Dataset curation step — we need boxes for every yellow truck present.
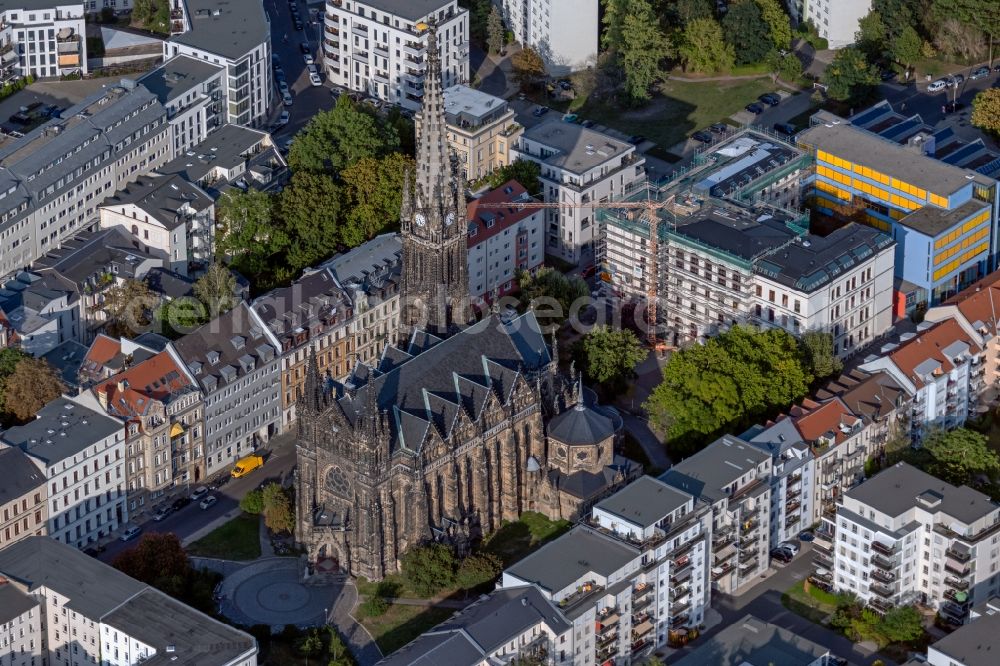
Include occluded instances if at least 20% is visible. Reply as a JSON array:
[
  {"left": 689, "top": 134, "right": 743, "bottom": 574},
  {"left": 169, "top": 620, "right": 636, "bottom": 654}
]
[{"left": 231, "top": 454, "right": 264, "bottom": 478}]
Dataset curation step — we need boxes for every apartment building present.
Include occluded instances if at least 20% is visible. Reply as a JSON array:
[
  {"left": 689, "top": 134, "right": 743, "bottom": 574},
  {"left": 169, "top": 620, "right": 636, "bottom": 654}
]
[
  {"left": 425, "top": 84, "right": 521, "bottom": 181},
  {"left": 790, "top": 0, "right": 872, "bottom": 49},
  {"left": 513, "top": 120, "right": 645, "bottom": 265},
  {"left": 252, "top": 267, "right": 354, "bottom": 426},
  {"left": 502, "top": 0, "right": 599, "bottom": 73},
  {"left": 674, "top": 614, "right": 837, "bottom": 666},
  {"left": 0, "top": 1, "right": 86, "bottom": 81},
  {"left": 321, "top": 233, "right": 401, "bottom": 367},
  {"left": 170, "top": 302, "right": 281, "bottom": 477},
  {"left": 323, "top": 0, "right": 469, "bottom": 111},
  {"left": 820, "top": 462, "right": 1000, "bottom": 624},
  {"left": 0, "top": 536, "right": 258, "bottom": 666},
  {"left": 0, "top": 394, "right": 127, "bottom": 550},
  {"left": 466, "top": 180, "right": 544, "bottom": 302},
  {"left": 0, "top": 269, "right": 78, "bottom": 355},
  {"left": 164, "top": 0, "right": 271, "bottom": 128},
  {"left": 99, "top": 173, "right": 215, "bottom": 276},
  {"left": 0, "top": 446, "right": 46, "bottom": 550},
  {"left": 138, "top": 54, "right": 225, "bottom": 157},
  {"left": 660, "top": 435, "right": 772, "bottom": 594},
  {"left": 812, "top": 367, "right": 913, "bottom": 456},
  {"left": 861, "top": 318, "right": 984, "bottom": 442},
  {"left": 742, "top": 417, "right": 816, "bottom": 549},
  {"left": 927, "top": 597, "right": 1000, "bottom": 665},
  {"left": 0, "top": 81, "right": 171, "bottom": 280},
  {"left": 501, "top": 475, "right": 712, "bottom": 663},
  {"left": 82, "top": 336, "right": 204, "bottom": 519},
  {"left": 798, "top": 120, "right": 999, "bottom": 308}
]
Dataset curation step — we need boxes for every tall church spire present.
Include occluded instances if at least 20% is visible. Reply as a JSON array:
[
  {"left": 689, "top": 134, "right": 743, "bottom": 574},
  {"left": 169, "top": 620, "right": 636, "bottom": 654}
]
[{"left": 397, "top": 22, "right": 469, "bottom": 343}]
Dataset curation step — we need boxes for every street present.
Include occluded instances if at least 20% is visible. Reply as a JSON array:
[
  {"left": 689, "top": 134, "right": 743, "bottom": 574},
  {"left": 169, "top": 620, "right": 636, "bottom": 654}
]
[{"left": 98, "top": 433, "right": 299, "bottom": 563}]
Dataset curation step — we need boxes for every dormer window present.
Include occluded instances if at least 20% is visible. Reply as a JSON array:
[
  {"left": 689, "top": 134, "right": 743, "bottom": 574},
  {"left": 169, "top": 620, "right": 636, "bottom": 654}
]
[
  {"left": 231, "top": 335, "right": 246, "bottom": 350},
  {"left": 206, "top": 350, "right": 220, "bottom": 364}
]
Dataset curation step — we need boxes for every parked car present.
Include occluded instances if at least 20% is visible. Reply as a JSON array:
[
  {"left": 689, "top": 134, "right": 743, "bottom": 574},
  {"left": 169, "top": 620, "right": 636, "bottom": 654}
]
[
  {"left": 199, "top": 495, "right": 218, "bottom": 510},
  {"left": 952, "top": 73, "right": 965, "bottom": 85},
  {"left": 294, "top": 20, "right": 304, "bottom": 31},
  {"left": 745, "top": 102, "right": 764, "bottom": 114},
  {"left": 773, "top": 122, "right": 797, "bottom": 136},
  {"left": 171, "top": 497, "right": 191, "bottom": 511},
  {"left": 692, "top": 130, "right": 713, "bottom": 143},
  {"left": 994, "top": 64, "right": 1000, "bottom": 73},
  {"left": 971, "top": 66, "right": 990, "bottom": 80},
  {"left": 300, "top": 42, "right": 311, "bottom": 54},
  {"left": 778, "top": 541, "right": 800, "bottom": 556},
  {"left": 531, "top": 106, "right": 549, "bottom": 117},
  {"left": 581, "top": 119, "right": 595, "bottom": 128},
  {"left": 559, "top": 80, "right": 572, "bottom": 91},
  {"left": 627, "top": 134, "right": 645, "bottom": 144},
  {"left": 562, "top": 113, "right": 578, "bottom": 123},
  {"left": 303, "top": 53, "right": 314, "bottom": 65},
  {"left": 119, "top": 526, "right": 142, "bottom": 542},
  {"left": 232, "top": 454, "right": 265, "bottom": 478},
  {"left": 944, "top": 101, "right": 966, "bottom": 113},
  {"left": 276, "top": 110, "right": 290, "bottom": 127},
  {"left": 758, "top": 93, "right": 780, "bottom": 106},
  {"left": 927, "top": 79, "right": 947, "bottom": 92},
  {"left": 880, "top": 69, "right": 897, "bottom": 81},
  {"left": 710, "top": 122, "right": 729, "bottom": 133},
  {"left": 282, "top": 91, "right": 293, "bottom": 106},
  {"left": 798, "top": 530, "right": 815, "bottom": 542},
  {"left": 278, "top": 80, "right": 289, "bottom": 95},
  {"left": 151, "top": 505, "right": 172, "bottom": 522},
  {"left": 770, "top": 549, "right": 793, "bottom": 563},
  {"left": 83, "top": 544, "right": 105, "bottom": 557},
  {"left": 309, "top": 72, "right": 323, "bottom": 86},
  {"left": 190, "top": 486, "right": 209, "bottom": 502}
]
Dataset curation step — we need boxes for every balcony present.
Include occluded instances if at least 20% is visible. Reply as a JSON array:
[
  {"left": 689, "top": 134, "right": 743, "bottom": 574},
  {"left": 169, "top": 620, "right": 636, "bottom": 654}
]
[
  {"left": 869, "top": 597, "right": 892, "bottom": 613},
  {"left": 869, "top": 581, "right": 894, "bottom": 598},
  {"left": 871, "top": 552, "right": 896, "bottom": 570},
  {"left": 713, "top": 529, "right": 736, "bottom": 551},
  {"left": 945, "top": 577, "right": 970, "bottom": 591},
  {"left": 403, "top": 41, "right": 424, "bottom": 57},
  {"left": 786, "top": 499, "right": 802, "bottom": 513},
  {"left": 871, "top": 540, "right": 897, "bottom": 556},
  {"left": 713, "top": 544, "right": 737, "bottom": 564},
  {"left": 670, "top": 598, "right": 691, "bottom": 616},
  {"left": 712, "top": 563, "right": 735, "bottom": 580},
  {"left": 946, "top": 546, "right": 971, "bottom": 562},
  {"left": 870, "top": 568, "right": 895, "bottom": 584},
  {"left": 351, "top": 24, "right": 369, "bottom": 38},
  {"left": 739, "top": 548, "right": 757, "bottom": 564},
  {"left": 944, "top": 559, "right": 971, "bottom": 578},
  {"left": 741, "top": 520, "right": 759, "bottom": 536},
  {"left": 944, "top": 588, "right": 971, "bottom": 605},
  {"left": 738, "top": 559, "right": 759, "bottom": 576}
]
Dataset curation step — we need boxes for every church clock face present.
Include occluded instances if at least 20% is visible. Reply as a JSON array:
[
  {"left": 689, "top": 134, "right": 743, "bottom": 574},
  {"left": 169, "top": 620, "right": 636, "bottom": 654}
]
[
  {"left": 325, "top": 466, "right": 351, "bottom": 496},
  {"left": 414, "top": 213, "right": 426, "bottom": 227},
  {"left": 445, "top": 212, "right": 455, "bottom": 226}
]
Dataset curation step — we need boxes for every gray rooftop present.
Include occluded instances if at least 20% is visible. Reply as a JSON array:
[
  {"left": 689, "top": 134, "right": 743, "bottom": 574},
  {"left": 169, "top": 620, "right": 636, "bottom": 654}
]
[
  {"left": 672, "top": 614, "right": 831, "bottom": 666},
  {"left": 169, "top": 0, "right": 270, "bottom": 61},
  {"left": 442, "top": 84, "right": 510, "bottom": 127},
  {"left": 594, "top": 475, "right": 692, "bottom": 529},
  {"left": 928, "top": 602, "right": 1000, "bottom": 666},
  {"left": 847, "top": 462, "right": 999, "bottom": 525},
  {"left": 0, "top": 0, "right": 80, "bottom": 9},
  {"left": 323, "top": 233, "right": 403, "bottom": 288},
  {"left": 0, "top": 581, "right": 38, "bottom": 624},
  {"left": 798, "top": 122, "right": 994, "bottom": 194},
  {"left": 102, "top": 588, "right": 257, "bottom": 666},
  {"left": 520, "top": 120, "right": 636, "bottom": 174},
  {"left": 378, "top": 586, "right": 570, "bottom": 666},
  {"left": 41, "top": 339, "right": 89, "bottom": 387},
  {"left": 352, "top": 0, "right": 459, "bottom": 22},
  {"left": 755, "top": 223, "right": 894, "bottom": 293},
  {"left": 2, "top": 396, "right": 122, "bottom": 466},
  {"left": 547, "top": 400, "right": 614, "bottom": 446},
  {"left": 138, "top": 55, "right": 223, "bottom": 105},
  {"left": 158, "top": 124, "right": 277, "bottom": 189},
  {"left": 671, "top": 206, "right": 803, "bottom": 265},
  {"left": 102, "top": 173, "right": 213, "bottom": 230},
  {"left": 898, "top": 197, "right": 991, "bottom": 238},
  {"left": 34, "top": 226, "right": 160, "bottom": 289},
  {"left": 252, "top": 268, "right": 352, "bottom": 347},
  {"left": 0, "top": 446, "right": 44, "bottom": 506},
  {"left": 504, "top": 526, "right": 638, "bottom": 594},
  {"left": 0, "top": 535, "right": 144, "bottom": 617},
  {"left": 660, "top": 435, "right": 771, "bottom": 504}
]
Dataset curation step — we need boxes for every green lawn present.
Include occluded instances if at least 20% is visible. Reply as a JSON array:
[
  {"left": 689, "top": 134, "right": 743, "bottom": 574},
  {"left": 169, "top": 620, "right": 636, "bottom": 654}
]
[
  {"left": 781, "top": 580, "right": 838, "bottom": 625},
  {"left": 566, "top": 78, "right": 781, "bottom": 150},
  {"left": 360, "top": 604, "right": 456, "bottom": 655},
  {"left": 186, "top": 513, "right": 261, "bottom": 560},
  {"left": 482, "top": 511, "right": 571, "bottom": 566}
]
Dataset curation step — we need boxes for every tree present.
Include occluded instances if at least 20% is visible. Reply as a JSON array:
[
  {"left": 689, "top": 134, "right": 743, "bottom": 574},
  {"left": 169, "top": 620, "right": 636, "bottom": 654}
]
[
  {"left": 455, "top": 552, "right": 503, "bottom": 590},
  {"left": 891, "top": 26, "right": 922, "bottom": 78},
  {"left": 401, "top": 543, "right": 456, "bottom": 597},
  {"left": 516, "top": 267, "right": 589, "bottom": 331},
  {"left": 288, "top": 95, "right": 399, "bottom": 174},
  {"left": 618, "top": 0, "right": 674, "bottom": 102},
  {"left": 358, "top": 595, "right": 389, "bottom": 617},
  {"left": 680, "top": 18, "right": 736, "bottom": 74},
  {"left": 671, "top": 0, "right": 714, "bottom": 25},
  {"left": 873, "top": 0, "right": 920, "bottom": 39},
  {"left": 855, "top": 10, "right": 888, "bottom": 61},
  {"left": 766, "top": 49, "right": 802, "bottom": 82},
  {"left": 102, "top": 278, "right": 157, "bottom": 338},
  {"left": 823, "top": 46, "right": 879, "bottom": 105},
  {"left": 2, "top": 357, "right": 63, "bottom": 422},
  {"left": 0, "top": 347, "right": 28, "bottom": 379},
  {"left": 722, "top": 0, "right": 772, "bottom": 65},
  {"left": 756, "top": 0, "right": 792, "bottom": 50},
  {"left": 261, "top": 483, "right": 295, "bottom": 534},
  {"left": 511, "top": 47, "right": 547, "bottom": 89},
  {"left": 801, "top": 331, "right": 842, "bottom": 380},
  {"left": 326, "top": 627, "right": 354, "bottom": 666},
  {"left": 880, "top": 605, "right": 925, "bottom": 643},
  {"left": 193, "top": 263, "right": 238, "bottom": 318},
  {"left": 972, "top": 88, "right": 1000, "bottom": 135},
  {"left": 933, "top": 18, "right": 987, "bottom": 61},
  {"left": 487, "top": 5, "right": 504, "bottom": 55},
  {"left": 601, "top": 0, "right": 628, "bottom": 50},
  {"left": 240, "top": 488, "right": 264, "bottom": 514},
  {"left": 644, "top": 325, "right": 812, "bottom": 453},
  {"left": 112, "top": 533, "right": 199, "bottom": 603},
  {"left": 929, "top": 0, "right": 1000, "bottom": 47},
  {"left": 156, "top": 297, "right": 208, "bottom": 338},
  {"left": 215, "top": 188, "right": 283, "bottom": 276},
  {"left": 481, "top": 159, "right": 542, "bottom": 195},
  {"left": 278, "top": 171, "right": 343, "bottom": 269},
  {"left": 577, "top": 326, "right": 646, "bottom": 392},
  {"left": 298, "top": 629, "right": 324, "bottom": 659},
  {"left": 922, "top": 428, "right": 1000, "bottom": 485},
  {"left": 340, "top": 153, "right": 412, "bottom": 247}
]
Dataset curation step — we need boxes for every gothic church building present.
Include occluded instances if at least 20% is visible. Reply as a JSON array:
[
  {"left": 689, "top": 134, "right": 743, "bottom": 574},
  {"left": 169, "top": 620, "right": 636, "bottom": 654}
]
[{"left": 293, "top": 26, "right": 638, "bottom": 580}]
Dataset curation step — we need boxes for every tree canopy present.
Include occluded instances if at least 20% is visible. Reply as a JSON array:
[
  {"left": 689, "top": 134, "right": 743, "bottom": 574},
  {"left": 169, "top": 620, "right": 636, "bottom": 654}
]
[
  {"left": 801, "top": 331, "right": 842, "bottom": 380},
  {"left": 112, "top": 533, "right": 218, "bottom": 613},
  {"left": 644, "top": 325, "right": 812, "bottom": 454},
  {"left": 340, "top": 153, "right": 413, "bottom": 247},
  {"left": 511, "top": 47, "right": 547, "bottom": 89},
  {"left": 922, "top": 428, "right": 1000, "bottom": 485},
  {"left": 516, "top": 267, "right": 589, "bottom": 332},
  {"left": 193, "top": 263, "right": 238, "bottom": 318},
  {"left": 478, "top": 159, "right": 542, "bottom": 195},
  {"left": 576, "top": 326, "right": 646, "bottom": 392},
  {"left": 102, "top": 278, "right": 157, "bottom": 338},
  {"left": 823, "top": 46, "right": 879, "bottom": 105},
  {"left": 756, "top": 0, "right": 792, "bottom": 50},
  {"left": 288, "top": 96, "right": 399, "bottom": 174},
  {"left": 617, "top": 0, "right": 674, "bottom": 102},
  {"left": 722, "top": 0, "right": 772, "bottom": 65},
  {"left": 401, "top": 543, "right": 456, "bottom": 597},
  {"left": 680, "top": 18, "right": 735, "bottom": 74},
  {"left": 972, "top": 88, "right": 1000, "bottom": 135},
  {"left": 2, "top": 356, "right": 63, "bottom": 423}
]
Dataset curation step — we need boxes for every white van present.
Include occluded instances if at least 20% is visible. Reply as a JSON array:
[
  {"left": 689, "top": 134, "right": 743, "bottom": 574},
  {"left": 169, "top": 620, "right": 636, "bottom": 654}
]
[{"left": 928, "top": 79, "right": 947, "bottom": 92}]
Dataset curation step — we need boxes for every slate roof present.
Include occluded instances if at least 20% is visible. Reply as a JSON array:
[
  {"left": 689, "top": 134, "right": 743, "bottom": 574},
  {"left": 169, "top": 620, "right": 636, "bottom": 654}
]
[
  {"left": 34, "top": 227, "right": 160, "bottom": 288},
  {"left": 336, "top": 312, "right": 549, "bottom": 453},
  {"left": 813, "top": 369, "right": 911, "bottom": 426},
  {"left": 40, "top": 339, "right": 89, "bottom": 387},
  {"left": 138, "top": 55, "right": 223, "bottom": 105},
  {"left": 0, "top": 446, "right": 45, "bottom": 506},
  {"left": 1, "top": 397, "right": 122, "bottom": 467},
  {"left": 169, "top": 0, "right": 270, "bottom": 61},
  {"left": 252, "top": 268, "right": 352, "bottom": 350},
  {"left": 504, "top": 526, "right": 638, "bottom": 594},
  {"left": 673, "top": 614, "right": 831, "bottom": 666},
  {"left": 547, "top": 401, "right": 614, "bottom": 445},
  {"left": 930, "top": 602, "right": 1000, "bottom": 666},
  {"left": 0, "top": 581, "right": 38, "bottom": 624},
  {"left": 660, "top": 435, "right": 770, "bottom": 504},
  {"left": 594, "top": 475, "right": 692, "bottom": 529},
  {"left": 354, "top": 0, "right": 460, "bottom": 22},
  {"left": 101, "top": 173, "right": 213, "bottom": 230}
]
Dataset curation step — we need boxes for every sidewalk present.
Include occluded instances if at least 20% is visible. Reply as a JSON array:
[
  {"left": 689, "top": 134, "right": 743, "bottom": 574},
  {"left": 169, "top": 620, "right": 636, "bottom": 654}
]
[{"left": 181, "top": 508, "right": 242, "bottom": 547}]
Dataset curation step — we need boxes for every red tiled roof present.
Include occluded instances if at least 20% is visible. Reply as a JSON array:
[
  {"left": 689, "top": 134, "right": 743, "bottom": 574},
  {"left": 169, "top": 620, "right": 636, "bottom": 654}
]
[
  {"left": 887, "top": 319, "right": 981, "bottom": 388},
  {"left": 792, "top": 397, "right": 861, "bottom": 445},
  {"left": 94, "top": 351, "right": 192, "bottom": 419},
  {"left": 466, "top": 180, "right": 539, "bottom": 247},
  {"left": 83, "top": 334, "right": 121, "bottom": 367},
  {"left": 944, "top": 271, "right": 1000, "bottom": 335}
]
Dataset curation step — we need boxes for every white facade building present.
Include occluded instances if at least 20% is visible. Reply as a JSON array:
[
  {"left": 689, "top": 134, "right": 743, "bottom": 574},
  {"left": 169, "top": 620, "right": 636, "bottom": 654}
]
[
  {"left": 502, "top": 0, "right": 598, "bottom": 73},
  {"left": 138, "top": 54, "right": 225, "bottom": 158},
  {"left": 323, "top": 0, "right": 469, "bottom": 111},
  {"left": 0, "top": 1, "right": 86, "bottom": 82},
  {"left": 0, "top": 536, "right": 258, "bottom": 666},
  {"left": 501, "top": 476, "right": 712, "bottom": 664},
  {"left": 0, "top": 394, "right": 127, "bottom": 550},
  {"left": 164, "top": 0, "right": 272, "bottom": 128},
  {"left": 791, "top": 0, "right": 872, "bottom": 49},
  {"left": 513, "top": 120, "right": 645, "bottom": 265},
  {"left": 821, "top": 462, "right": 1000, "bottom": 624}
]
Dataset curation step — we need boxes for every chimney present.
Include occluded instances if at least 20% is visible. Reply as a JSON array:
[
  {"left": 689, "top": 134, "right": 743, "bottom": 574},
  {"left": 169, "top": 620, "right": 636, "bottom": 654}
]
[{"left": 97, "top": 387, "right": 109, "bottom": 410}]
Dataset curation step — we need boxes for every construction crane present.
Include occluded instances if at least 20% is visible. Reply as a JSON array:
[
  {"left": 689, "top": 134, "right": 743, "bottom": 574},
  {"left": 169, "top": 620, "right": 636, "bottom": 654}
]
[{"left": 478, "top": 198, "right": 673, "bottom": 346}]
